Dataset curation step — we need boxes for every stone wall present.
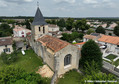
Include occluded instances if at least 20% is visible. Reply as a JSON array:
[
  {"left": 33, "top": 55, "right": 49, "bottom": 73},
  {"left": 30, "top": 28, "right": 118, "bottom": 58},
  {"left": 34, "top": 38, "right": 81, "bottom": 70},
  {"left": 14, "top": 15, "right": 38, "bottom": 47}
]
[
  {"left": 55, "top": 45, "right": 80, "bottom": 76},
  {"left": 31, "top": 25, "right": 49, "bottom": 41}
]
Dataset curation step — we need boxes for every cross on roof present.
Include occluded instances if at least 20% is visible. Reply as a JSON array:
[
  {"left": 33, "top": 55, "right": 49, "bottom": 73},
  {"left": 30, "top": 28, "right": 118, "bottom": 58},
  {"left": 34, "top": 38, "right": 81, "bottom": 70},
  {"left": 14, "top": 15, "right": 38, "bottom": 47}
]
[{"left": 37, "top": 1, "right": 39, "bottom": 7}]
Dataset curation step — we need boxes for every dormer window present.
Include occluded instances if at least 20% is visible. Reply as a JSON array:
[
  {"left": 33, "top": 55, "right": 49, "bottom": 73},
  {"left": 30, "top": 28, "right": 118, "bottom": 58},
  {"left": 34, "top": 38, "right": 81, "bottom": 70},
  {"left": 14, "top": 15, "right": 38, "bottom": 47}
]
[
  {"left": 39, "top": 27, "right": 40, "bottom": 31},
  {"left": 43, "top": 26, "right": 45, "bottom": 33}
]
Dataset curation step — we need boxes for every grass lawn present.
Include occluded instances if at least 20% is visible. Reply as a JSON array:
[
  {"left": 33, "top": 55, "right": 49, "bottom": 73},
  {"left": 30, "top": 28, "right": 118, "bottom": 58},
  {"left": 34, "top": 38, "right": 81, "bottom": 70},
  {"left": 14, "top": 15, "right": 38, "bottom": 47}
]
[
  {"left": 113, "top": 59, "right": 119, "bottom": 67},
  {"left": 57, "top": 70, "right": 81, "bottom": 84},
  {"left": 0, "top": 49, "right": 43, "bottom": 72},
  {"left": 103, "top": 59, "right": 112, "bottom": 64},
  {"left": 105, "top": 54, "right": 117, "bottom": 60}
]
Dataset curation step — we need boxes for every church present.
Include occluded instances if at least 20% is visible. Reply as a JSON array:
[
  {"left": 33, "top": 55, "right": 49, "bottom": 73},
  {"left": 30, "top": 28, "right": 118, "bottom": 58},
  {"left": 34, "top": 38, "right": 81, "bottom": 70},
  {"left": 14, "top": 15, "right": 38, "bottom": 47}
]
[{"left": 27, "top": 6, "right": 80, "bottom": 77}]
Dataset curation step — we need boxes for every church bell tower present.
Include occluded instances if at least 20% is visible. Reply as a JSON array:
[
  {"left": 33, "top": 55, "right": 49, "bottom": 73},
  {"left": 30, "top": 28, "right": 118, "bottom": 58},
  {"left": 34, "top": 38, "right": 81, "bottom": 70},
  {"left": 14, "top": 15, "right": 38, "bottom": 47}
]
[{"left": 31, "top": 3, "right": 49, "bottom": 41}]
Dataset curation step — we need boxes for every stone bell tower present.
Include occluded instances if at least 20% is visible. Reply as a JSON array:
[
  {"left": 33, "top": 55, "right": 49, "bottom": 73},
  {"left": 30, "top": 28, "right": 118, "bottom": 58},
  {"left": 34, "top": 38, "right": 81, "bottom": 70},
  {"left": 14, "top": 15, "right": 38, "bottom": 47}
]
[{"left": 31, "top": 4, "right": 49, "bottom": 41}]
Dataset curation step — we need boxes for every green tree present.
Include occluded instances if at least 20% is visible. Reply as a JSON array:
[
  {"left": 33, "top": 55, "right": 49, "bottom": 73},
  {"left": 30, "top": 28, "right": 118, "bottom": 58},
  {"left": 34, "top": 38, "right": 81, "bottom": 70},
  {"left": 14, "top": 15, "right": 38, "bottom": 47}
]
[
  {"left": 114, "top": 26, "right": 119, "bottom": 36},
  {"left": 96, "top": 26, "right": 106, "bottom": 34},
  {"left": 74, "top": 19, "right": 90, "bottom": 32},
  {"left": 79, "top": 33, "right": 84, "bottom": 39},
  {"left": 0, "top": 66, "right": 48, "bottom": 84},
  {"left": 80, "top": 40, "right": 102, "bottom": 70},
  {"left": 25, "top": 20, "right": 31, "bottom": 29},
  {"left": 46, "top": 20, "right": 51, "bottom": 24},
  {"left": 66, "top": 18, "right": 74, "bottom": 31},
  {"left": 6, "top": 19, "right": 15, "bottom": 24},
  {"left": 86, "top": 28, "right": 95, "bottom": 34},
  {"left": 0, "top": 24, "right": 12, "bottom": 37},
  {"left": 61, "top": 33, "right": 72, "bottom": 42},
  {"left": 80, "top": 72, "right": 117, "bottom": 84},
  {"left": 51, "top": 19, "right": 57, "bottom": 24},
  {"left": 71, "top": 32, "right": 80, "bottom": 40},
  {"left": 57, "top": 18, "right": 66, "bottom": 27}
]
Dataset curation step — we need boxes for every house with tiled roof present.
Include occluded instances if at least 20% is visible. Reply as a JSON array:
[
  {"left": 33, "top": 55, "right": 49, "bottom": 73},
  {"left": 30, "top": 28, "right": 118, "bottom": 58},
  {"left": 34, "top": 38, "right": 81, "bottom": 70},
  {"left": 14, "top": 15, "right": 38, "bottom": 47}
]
[
  {"left": 0, "top": 37, "right": 13, "bottom": 54},
  {"left": 13, "top": 26, "right": 31, "bottom": 37},
  {"left": 98, "top": 35, "right": 119, "bottom": 54},
  {"left": 48, "top": 24, "right": 62, "bottom": 38},
  {"left": 26, "top": 6, "right": 80, "bottom": 77},
  {"left": 83, "top": 33, "right": 101, "bottom": 42}
]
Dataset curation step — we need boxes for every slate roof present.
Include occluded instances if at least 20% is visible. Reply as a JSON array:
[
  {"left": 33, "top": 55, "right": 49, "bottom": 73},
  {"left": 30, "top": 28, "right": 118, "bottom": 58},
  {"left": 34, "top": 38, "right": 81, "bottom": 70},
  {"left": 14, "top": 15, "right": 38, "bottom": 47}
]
[
  {"left": 91, "top": 33, "right": 100, "bottom": 36},
  {"left": 98, "top": 35, "right": 119, "bottom": 45},
  {"left": 0, "top": 37, "right": 13, "bottom": 46},
  {"left": 37, "top": 35, "right": 70, "bottom": 53},
  {"left": 32, "top": 7, "right": 47, "bottom": 25}
]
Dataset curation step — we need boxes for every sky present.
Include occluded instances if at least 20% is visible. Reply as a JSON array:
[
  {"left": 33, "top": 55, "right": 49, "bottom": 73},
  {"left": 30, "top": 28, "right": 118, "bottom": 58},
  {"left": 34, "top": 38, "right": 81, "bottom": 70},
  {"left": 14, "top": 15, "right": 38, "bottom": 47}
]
[{"left": 0, "top": 0, "right": 119, "bottom": 17}]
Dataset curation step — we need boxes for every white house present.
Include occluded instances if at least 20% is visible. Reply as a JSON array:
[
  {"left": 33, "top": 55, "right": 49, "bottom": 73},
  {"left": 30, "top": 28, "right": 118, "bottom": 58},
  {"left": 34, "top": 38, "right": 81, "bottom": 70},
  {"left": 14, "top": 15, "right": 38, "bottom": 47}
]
[
  {"left": 0, "top": 37, "right": 13, "bottom": 55},
  {"left": 48, "top": 24, "right": 62, "bottom": 38},
  {"left": 13, "top": 26, "right": 31, "bottom": 37},
  {"left": 83, "top": 33, "right": 101, "bottom": 42},
  {"left": 98, "top": 35, "right": 119, "bottom": 54}
]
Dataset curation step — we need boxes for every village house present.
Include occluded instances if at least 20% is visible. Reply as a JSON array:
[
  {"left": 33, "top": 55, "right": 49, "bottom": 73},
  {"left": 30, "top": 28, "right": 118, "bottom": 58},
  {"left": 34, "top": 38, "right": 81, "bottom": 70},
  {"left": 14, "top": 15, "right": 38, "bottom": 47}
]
[
  {"left": 83, "top": 33, "right": 101, "bottom": 42},
  {"left": 108, "top": 23, "right": 117, "bottom": 30},
  {"left": 48, "top": 24, "right": 62, "bottom": 38},
  {"left": 101, "top": 23, "right": 107, "bottom": 28},
  {"left": 26, "top": 7, "right": 80, "bottom": 77},
  {"left": 0, "top": 37, "right": 13, "bottom": 55},
  {"left": 13, "top": 26, "right": 31, "bottom": 37},
  {"left": 98, "top": 35, "right": 119, "bottom": 55}
]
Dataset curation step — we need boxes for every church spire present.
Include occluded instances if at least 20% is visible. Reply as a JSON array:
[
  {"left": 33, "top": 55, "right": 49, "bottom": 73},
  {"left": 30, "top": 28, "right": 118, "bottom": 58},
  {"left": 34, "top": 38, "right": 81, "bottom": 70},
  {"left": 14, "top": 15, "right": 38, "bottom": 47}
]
[{"left": 32, "top": 2, "right": 47, "bottom": 25}]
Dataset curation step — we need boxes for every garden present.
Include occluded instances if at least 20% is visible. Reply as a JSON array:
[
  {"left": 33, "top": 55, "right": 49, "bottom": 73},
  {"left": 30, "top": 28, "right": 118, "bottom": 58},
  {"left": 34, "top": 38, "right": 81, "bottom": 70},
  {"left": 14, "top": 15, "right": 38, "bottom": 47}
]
[{"left": 0, "top": 49, "right": 43, "bottom": 72}]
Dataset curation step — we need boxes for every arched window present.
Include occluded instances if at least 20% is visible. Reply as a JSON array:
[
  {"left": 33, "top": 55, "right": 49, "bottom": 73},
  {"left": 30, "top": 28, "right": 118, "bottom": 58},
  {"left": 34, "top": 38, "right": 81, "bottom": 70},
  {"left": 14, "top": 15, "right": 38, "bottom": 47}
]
[
  {"left": 43, "top": 26, "right": 45, "bottom": 33},
  {"left": 39, "top": 27, "right": 40, "bottom": 31},
  {"left": 64, "top": 54, "right": 71, "bottom": 66}
]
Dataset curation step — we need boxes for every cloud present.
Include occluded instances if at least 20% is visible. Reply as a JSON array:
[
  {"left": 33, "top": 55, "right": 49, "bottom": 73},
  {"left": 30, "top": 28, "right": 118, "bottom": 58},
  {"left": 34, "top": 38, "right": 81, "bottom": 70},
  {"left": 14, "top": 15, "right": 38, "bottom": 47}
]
[
  {"left": 0, "top": 1, "right": 7, "bottom": 7},
  {"left": 54, "top": 0, "right": 76, "bottom": 4},
  {"left": 3, "top": 0, "right": 33, "bottom": 4},
  {"left": 83, "top": 0, "right": 98, "bottom": 4}
]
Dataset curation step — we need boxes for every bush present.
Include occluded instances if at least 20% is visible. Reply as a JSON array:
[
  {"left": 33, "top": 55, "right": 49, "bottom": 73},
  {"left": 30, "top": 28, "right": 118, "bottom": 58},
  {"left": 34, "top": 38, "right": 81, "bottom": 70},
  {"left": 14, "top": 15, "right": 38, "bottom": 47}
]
[
  {"left": 0, "top": 66, "right": 48, "bottom": 84},
  {"left": 86, "top": 28, "right": 95, "bottom": 35},
  {"left": 80, "top": 72, "right": 117, "bottom": 84},
  {"left": 1, "top": 51, "right": 18, "bottom": 65}
]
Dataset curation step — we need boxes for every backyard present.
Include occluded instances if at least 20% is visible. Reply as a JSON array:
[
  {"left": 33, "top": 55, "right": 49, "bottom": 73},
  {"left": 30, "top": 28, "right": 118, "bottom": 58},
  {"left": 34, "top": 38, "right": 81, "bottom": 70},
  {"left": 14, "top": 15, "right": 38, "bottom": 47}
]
[
  {"left": 57, "top": 70, "right": 81, "bottom": 84},
  {"left": 104, "top": 54, "right": 119, "bottom": 67},
  {"left": 114, "top": 59, "right": 119, "bottom": 67},
  {"left": 0, "top": 49, "right": 43, "bottom": 72},
  {"left": 105, "top": 54, "right": 117, "bottom": 60}
]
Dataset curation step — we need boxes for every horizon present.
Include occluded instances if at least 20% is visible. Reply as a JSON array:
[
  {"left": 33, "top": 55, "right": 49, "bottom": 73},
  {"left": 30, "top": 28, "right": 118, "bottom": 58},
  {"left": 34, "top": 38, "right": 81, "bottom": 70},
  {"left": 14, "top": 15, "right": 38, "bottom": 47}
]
[{"left": 0, "top": 0, "right": 119, "bottom": 17}]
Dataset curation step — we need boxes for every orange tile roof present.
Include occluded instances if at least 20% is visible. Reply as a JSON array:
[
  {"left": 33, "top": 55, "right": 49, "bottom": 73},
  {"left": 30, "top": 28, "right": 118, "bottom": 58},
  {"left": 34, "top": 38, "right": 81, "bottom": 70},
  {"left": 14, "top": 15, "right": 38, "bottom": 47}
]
[
  {"left": 37, "top": 35, "right": 70, "bottom": 53},
  {"left": 84, "top": 35, "right": 96, "bottom": 39},
  {"left": 75, "top": 42, "right": 85, "bottom": 45},
  {"left": 98, "top": 35, "right": 119, "bottom": 45}
]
